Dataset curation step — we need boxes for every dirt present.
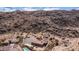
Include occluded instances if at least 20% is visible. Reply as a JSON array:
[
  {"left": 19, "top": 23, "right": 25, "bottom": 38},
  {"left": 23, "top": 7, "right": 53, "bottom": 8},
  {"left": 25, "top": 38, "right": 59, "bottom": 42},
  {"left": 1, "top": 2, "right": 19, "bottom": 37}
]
[{"left": 0, "top": 10, "right": 79, "bottom": 51}]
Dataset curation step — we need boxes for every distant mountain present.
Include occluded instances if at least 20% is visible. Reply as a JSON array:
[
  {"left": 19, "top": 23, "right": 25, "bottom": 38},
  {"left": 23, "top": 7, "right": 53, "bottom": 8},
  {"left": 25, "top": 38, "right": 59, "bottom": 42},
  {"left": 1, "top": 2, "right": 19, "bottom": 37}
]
[{"left": 0, "top": 7, "right": 79, "bottom": 12}]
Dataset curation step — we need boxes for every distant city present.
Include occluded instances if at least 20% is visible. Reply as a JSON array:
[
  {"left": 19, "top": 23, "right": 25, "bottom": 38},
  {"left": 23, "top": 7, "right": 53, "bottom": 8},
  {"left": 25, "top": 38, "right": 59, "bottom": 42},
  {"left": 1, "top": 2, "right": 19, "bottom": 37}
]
[{"left": 0, "top": 7, "right": 79, "bottom": 12}]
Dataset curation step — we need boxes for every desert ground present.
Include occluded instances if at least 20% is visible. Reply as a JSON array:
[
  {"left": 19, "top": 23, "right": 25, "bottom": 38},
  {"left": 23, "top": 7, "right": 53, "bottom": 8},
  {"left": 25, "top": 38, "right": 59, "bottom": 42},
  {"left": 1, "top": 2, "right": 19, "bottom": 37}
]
[{"left": 0, "top": 10, "right": 79, "bottom": 51}]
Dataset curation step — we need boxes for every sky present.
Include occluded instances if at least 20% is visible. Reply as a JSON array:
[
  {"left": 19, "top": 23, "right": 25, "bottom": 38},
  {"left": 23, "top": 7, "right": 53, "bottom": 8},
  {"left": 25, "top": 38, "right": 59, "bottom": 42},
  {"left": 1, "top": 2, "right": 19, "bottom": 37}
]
[
  {"left": 0, "top": 0, "right": 79, "bottom": 11},
  {"left": 0, "top": 0, "right": 79, "bottom": 7},
  {"left": 0, "top": 7, "right": 79, "bottom": 12}
]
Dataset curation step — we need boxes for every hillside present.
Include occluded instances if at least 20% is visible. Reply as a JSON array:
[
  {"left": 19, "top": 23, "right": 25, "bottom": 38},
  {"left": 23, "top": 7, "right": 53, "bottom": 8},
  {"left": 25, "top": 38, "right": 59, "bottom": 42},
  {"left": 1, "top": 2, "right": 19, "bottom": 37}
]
[{"left": 0, "top": 10, "right": 79, "bottom": 51}]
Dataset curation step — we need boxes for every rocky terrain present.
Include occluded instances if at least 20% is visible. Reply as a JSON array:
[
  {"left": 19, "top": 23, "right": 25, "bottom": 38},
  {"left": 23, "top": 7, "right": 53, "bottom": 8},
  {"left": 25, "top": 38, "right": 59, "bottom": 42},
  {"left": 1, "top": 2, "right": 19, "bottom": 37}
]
[{"left": 0, "top": 10, "right": 79, "bottom": 51}]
